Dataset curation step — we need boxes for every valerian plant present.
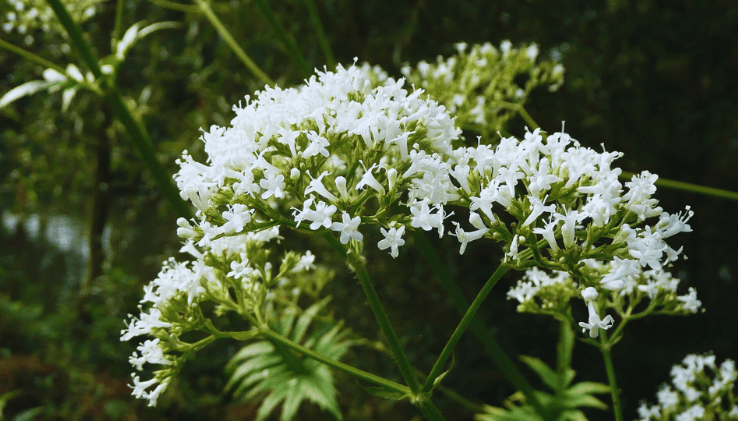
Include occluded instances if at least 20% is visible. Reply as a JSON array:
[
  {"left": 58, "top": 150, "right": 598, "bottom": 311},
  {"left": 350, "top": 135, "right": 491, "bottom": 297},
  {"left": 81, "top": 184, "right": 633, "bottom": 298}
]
[
  {"left": 119, "top": 55, "right": 697, "bottom": 419},
  {"left": 2, "top": 1, "right": 723, "bottom": 418}
]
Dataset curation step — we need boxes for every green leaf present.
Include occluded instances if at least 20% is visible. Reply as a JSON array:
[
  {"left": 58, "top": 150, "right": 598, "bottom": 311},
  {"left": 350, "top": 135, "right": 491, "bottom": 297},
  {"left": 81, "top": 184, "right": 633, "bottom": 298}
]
[
  {"left": 519, "top": 355, "right": 559, "bottom": 392},
  {"left": 0, "top": 390, "right": 22, "bottom": 418},
  {"left": 362, "top": 385, "right": 410, "bottom": 401},
  {"left": 225, "top": 298, "right": 352, "bottom": 421},
  {"left": 292, "top": 297, "right": 330, "bottom": 343},
  {"left": 115, "top": 21, "right": 181, "bottom": 61},
  {"left": 566, "top": 382, "right": 611, "bottom": 396},
  {"left": 0, "top": 81, "right": 53, "bottom": 108},
  {"left": 561, "top": 392, "right": 609, "bottom": 410}
]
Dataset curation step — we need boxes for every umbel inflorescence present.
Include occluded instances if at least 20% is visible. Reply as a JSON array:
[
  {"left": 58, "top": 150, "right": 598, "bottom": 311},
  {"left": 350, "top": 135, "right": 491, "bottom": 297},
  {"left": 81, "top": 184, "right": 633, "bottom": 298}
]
[{"left": 122, "top": 60, "right": 696, "bottom": 407}]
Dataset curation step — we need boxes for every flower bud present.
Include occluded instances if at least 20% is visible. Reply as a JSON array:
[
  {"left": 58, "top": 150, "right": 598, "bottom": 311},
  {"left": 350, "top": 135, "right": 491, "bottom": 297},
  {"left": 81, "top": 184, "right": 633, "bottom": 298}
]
[{"left": 582, "top": 287, "right": 598, "bottom": 301}]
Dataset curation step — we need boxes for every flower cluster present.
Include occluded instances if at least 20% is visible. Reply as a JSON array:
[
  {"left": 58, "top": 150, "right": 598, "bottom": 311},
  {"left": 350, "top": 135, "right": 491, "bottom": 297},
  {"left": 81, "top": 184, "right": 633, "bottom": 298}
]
[
  {"left": 175, "top": 63, "right": 460, "bottom": 260},
  {"left": 2, "top": 0, "right": 101, "bottom": 45},
  {"left": 507, "top": 259, "right": 700, "bottom": 338},
  {"left": 400, "top": 41, "right": 564, "bottom": 134},
  {"left": 124, "top": 61, "right": 698, "bottom": 407},
  {"left": 174, "top": 63, "right": 694, "bottom": 336},
  {"left": 638, "top": 353, "right": 738, "bottom": 421},
  {"left": 121, "top": 227, "right": 329, "bottom": 406}
]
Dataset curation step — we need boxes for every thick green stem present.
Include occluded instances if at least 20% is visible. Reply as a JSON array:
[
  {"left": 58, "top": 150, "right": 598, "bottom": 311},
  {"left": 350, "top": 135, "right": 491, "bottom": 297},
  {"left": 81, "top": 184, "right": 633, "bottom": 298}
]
[
  {"left": 0, "top": 38, "right": 66, "bottom": 74},
  {"left": 260, "top": 328, "right": 410, "bottom": 395},
  {"left": 194, "top": 0, "right": 275, "bottom": 86},
  {"left": 322, "top": 233, "right": 422, "bottom": 393},
  {"left": 46, "top": 0, "right": 194, "bottom": 219},
  {"left": 422, "top": 263, "right": 511, "bottom": 393},
  {"left": 599, "top": 332, "right": 623, "bottom": 421},
  {"left": 412, "top": 232, "right": 550, "bottom": 418},
  {"left": 620, "top": 170, "right": 738, "bottom": 201}
]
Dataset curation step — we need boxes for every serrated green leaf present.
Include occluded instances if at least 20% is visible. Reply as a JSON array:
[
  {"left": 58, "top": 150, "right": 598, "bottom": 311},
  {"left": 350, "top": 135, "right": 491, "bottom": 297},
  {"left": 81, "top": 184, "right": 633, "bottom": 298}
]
[
  {"left": 519, "top": 355, "right": 559, "bottom": 392},
  {"left": 562, "top": 409, "right": 588, "bottom": 421},
  {"left": 256, "top": 388, "right": 289, "bottom": 421},
  {"left": 292, "top": 297, "right": 330, "bottom": 343},
  {"left": 227, "top": 342, "right": 275, "bottom": 369},
  {"left": 226, "top": 297, "right": 352, "bottom": 421}
]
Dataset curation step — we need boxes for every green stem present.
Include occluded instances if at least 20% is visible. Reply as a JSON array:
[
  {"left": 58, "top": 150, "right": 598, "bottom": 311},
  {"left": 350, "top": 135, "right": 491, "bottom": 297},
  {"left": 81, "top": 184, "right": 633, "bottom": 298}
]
[
  {"left": 620, "top": 170, "right": 738, "bottom": 201},
  {"left": 599, "top": 331, "right": 623, "bottom": 421},
  {"left": 416, "top": 398, "right": 446, "bottom": 421},
  {"left": 252, "top": 0, "right": 312, "bottom": 77},
  {"left": 113, "top": 0, "right": 125, "bottom": 44},
  {"left": 422, "top": 263, "right": 511, "bottom": 393},
  {"left": 46, "top": 0, "right": 102, "bottom": 78},
  {"left": 322, "top": 232, "right": 422, "bottom": 393},
  {"left": 0, "top": 38, "right": 66, "bottom": 74},
  {"left": 46, "top": 0, "right": 193, "bottom": 219},
  {"left": 516, "top": 104, "right": 539, "bottom": 130},
  {"left": 147, "top": 0, "right": 199, "bottom": 13},
  {"left": 487, "top": 101, "right": 539, "bottom": 129},
  {"left": 194, "top": 0, "right": 275, "bottom": 86},
  {"left": 303, "top": 0, "right": 335, "bottom": 69},
  {"left": 412, "top": 232, "right": 550, "bottom": 418},
  {"left": 260, "top": 328, "right": 410, "bottom": 395}
]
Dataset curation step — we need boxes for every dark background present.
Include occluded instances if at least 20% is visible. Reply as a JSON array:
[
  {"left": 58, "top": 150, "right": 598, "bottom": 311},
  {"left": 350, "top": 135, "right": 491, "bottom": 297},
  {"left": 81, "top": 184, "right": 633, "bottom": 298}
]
[{"left": 1, "top": 0, "right": 736, "bottom": 419}]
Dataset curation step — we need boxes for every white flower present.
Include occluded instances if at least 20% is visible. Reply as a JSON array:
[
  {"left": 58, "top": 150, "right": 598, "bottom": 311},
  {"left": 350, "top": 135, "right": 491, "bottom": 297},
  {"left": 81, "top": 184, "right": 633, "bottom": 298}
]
[
  {"left": 410, "top": 202, "right": 447, "bottom": 237},
  {"left": 522, "top": 195, "right": 555, "bottom": 226},
  {"left": 557, "top": 209, "right": 584, "bottom": 250},
  {"left": 305, "top": 171, "right": 339, "bottom": 202},
  {"left": 578, "top": 288, "right": 614, "bottom": 338},
  {"left": 222, "top": 204, "right": 252, "bottom": 234},
  {"left": 378, "top": 226, "right": 405, "bottom": 258},
  {"left": 228, "top": 255, "right": 255, "bottom": 280},
  {"left": 355, "top": 163, "right": 386, "bottom": 195},
  {"left": 259, "top": 169, "right": 285, "bottom": 199},
  {"left": 675, "top": 404, "right": 704, "bottom": 421},
  {"left": 303, "top": 130, "right": 330, "bottom": 158},
  {"left": 656, "top": 386, "right": 679, "bottom": 410},
  {"left": 331, "top": 212, "right": 363, "bottom": 244},
  {"left": 129, "top": 339, "right": 172, "bottom": 371},
  {"left": 677, "top": 287, "right": 701, "bottom": 313},
  {"left": 505, "top": 234, "right": 525, "bottom": 262},
  {"left": 130, "top": 374, "right": 157, "bottom": 399},
  {"left": 637, "top": 403, "right": 660, "bottom": 420},
  {"left": 176, "top": 217, "right": 197, "bottom": 239},
  {"left": 451, "top": 213, "right": 489, "bottom": 255},
  {"left": 599, "top": 257, "right": 639, "bottom": 291},
  {"left": 293, "top": 251, "right": 316, "bottom": 272}
]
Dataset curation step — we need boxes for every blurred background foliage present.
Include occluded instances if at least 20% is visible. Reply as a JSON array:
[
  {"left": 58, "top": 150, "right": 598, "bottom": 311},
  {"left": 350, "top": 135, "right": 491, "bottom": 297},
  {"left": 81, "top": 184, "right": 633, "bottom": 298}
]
[{"left": 0, "top": 0, "right": 736, "bottom": 419}]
